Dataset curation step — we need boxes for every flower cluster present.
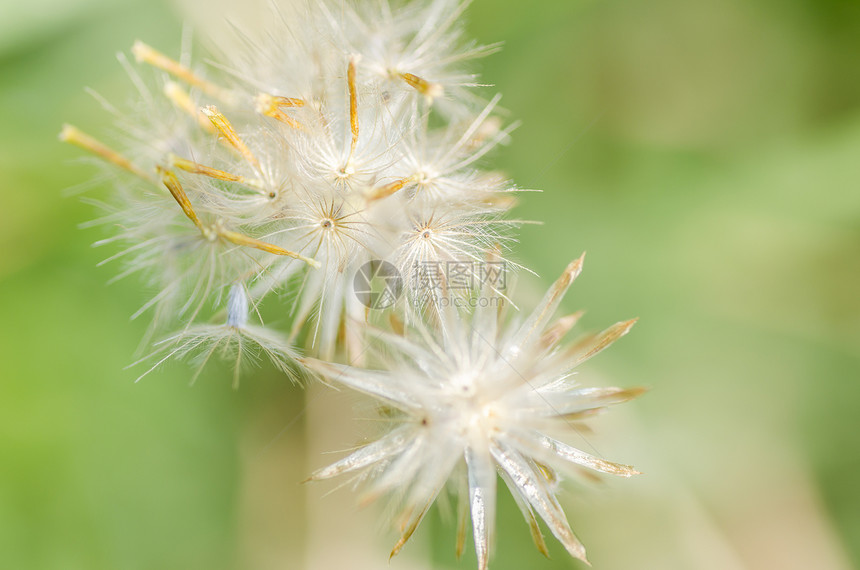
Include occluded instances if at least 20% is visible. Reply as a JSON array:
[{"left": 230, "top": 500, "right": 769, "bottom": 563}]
[
  {"left": 63, "top": 0, "right": 517, "bottom": 362},
  {"left": 63, "top": 0, "right": 641, "bottom": 568}
]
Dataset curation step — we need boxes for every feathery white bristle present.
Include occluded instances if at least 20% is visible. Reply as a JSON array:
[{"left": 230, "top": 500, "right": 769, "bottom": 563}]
[{"left": 226, "top": 284, "right": 248, "bottom": 328}]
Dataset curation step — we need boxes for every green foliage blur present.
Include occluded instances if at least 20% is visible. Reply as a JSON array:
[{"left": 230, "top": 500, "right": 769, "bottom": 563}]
[{"left": 1, "top": 0, "right": 858, "bottom": 568}]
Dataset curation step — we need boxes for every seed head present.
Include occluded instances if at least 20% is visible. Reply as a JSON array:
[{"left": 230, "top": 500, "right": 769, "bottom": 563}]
[{"left": 304, "top": 257, "right": 643, "bottom": 569}]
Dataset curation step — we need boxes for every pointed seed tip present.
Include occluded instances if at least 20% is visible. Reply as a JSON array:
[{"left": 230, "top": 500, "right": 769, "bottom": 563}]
[
  {"left": 562, "top": 311, "right": 584, "bottom": 323},
  {"left": 566, "top": 254, "right": 585, "bottom": 275},
  {"left": 130, "top": 40, "right": 146, "bottom": 61},
  {"left": 58, "top": 124, "right": 73, "bottom": 141},
  {"left": 388, "top": 540, "right": 406, "bottom": 561}
]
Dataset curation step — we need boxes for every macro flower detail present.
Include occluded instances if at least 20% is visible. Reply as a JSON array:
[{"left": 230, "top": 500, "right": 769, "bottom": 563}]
[
  {"left": 61, "top": 0, "right": 643, "bottom": 566},
  {"left": 318, "top": 0, "right": 502, "bottom": 114},
  {"left": 61, "top": 0, "right": 518, "bottom": 364},
  {"left": 304, "top": 254, "right": 643, "bottom": 568}
]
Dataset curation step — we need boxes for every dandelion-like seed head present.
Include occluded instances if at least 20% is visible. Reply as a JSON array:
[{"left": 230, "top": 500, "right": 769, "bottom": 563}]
[
  {"left": 63, "top": 0, "right": 517, "bottom": 363},
  {"left": 135, "top": 284, "right": 300, "bottom": 388},
  {"left": 304, "top": 255, "right": 643, "bottom": 569}
]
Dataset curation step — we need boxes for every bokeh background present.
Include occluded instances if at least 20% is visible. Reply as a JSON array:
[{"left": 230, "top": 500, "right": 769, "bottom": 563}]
[{"left": 1, "top": 0, "right": 859, "bottom": 568}]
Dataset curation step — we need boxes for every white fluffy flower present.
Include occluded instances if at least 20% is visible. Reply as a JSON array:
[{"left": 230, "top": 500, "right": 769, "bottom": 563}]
[
  {"left": 303, "top": 254, "right": 643, "bottom": 568},
  {"left": 318, "top": 0, "right": 501, "bottom": 114},
  {"left": 63, "top": 0, "right": 517, "bottom": 361}
]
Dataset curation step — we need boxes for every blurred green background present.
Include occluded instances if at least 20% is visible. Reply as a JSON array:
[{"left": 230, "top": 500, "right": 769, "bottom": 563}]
[{"left": 1, "top": 0, "right": 859, "bottom": 568}]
